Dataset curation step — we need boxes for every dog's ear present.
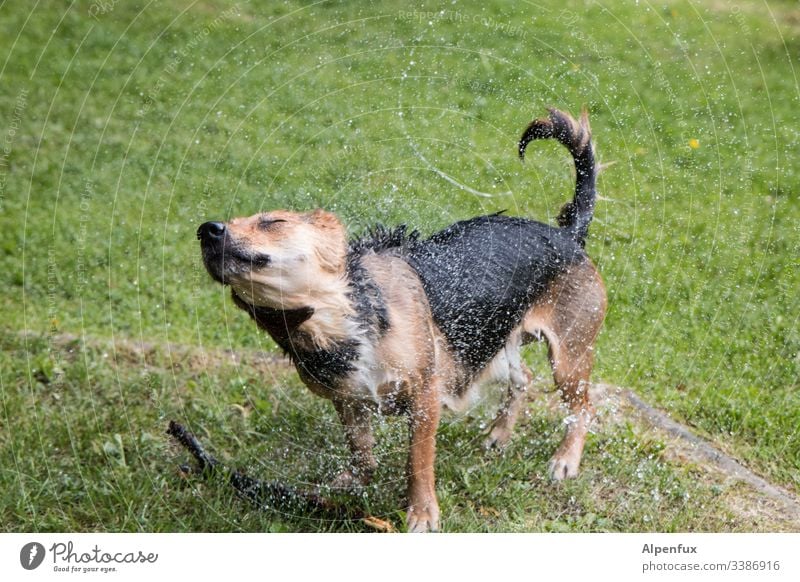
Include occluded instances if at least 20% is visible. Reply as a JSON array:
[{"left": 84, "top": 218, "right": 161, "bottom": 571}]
[
  {"left": 307, "top": 208, "right": 341, "bottom": 229},
  {"left": 306, "top": 209, "right": 347, "bottom": 273}
]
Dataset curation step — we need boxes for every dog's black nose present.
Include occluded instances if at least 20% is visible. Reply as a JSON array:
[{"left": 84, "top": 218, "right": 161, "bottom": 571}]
[{"left": 197, "top": 221, "right": 225, "bottom": 241}]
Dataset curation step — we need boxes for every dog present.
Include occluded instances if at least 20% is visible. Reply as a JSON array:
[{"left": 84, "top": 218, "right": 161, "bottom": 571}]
[{"left": 197, "top": 108, "right": 606, "bottom": 532}]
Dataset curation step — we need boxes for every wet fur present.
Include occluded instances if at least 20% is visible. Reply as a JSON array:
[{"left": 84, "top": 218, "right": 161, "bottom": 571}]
[{"left": 198, "top": 108, "right": 607, "bottom": 532}]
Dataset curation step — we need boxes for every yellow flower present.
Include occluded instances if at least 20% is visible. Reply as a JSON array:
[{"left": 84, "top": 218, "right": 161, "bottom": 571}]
[{"left": 689, "top": 138, "right": 700, "bottom": 149}]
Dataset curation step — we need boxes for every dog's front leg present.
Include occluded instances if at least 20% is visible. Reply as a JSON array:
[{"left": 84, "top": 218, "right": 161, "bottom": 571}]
[
  {"left": 332, "top": 399, "right": 377, "bottom": 489},
  {"left": 406, "top": 377, "right": 441, "bottom": 533}
]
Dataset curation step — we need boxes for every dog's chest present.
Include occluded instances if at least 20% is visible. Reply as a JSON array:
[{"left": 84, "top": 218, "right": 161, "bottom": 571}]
[
  {"left": 348, "top": 342, "right": 404, "bottom": 405},
  {"left": 291, "top": 341, "right": 360, "bottom": 391},
  {"left": 291, "top": 340, "right": 402, "bottom": 408}
]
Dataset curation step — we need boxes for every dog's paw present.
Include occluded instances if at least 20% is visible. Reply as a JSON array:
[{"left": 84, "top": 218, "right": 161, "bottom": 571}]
[
  {"left": 548, "top": 453, "right": 581, "bottom": 481},
  {"left": 330, "top": 468, "right": 370, "bottom": 490},
  {"left": 406, "top": 503, "right": 440, "bottom": 533},
  {"left": 483, "top": 425, "right": 513, "bottom": 451}
]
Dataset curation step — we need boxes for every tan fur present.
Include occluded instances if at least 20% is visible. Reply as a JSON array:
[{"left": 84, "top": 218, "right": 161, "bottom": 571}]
[
  {"left": 307, "top": 209, "right": 348, "bottom": 273},
  {"left": 224, "top": 211, "right": 357, "bottom": 350},
  {"left": 355, "top": 255, "right": 452, "bottom": 531},
  {"left": 523, "top": 260, "right": 607, "bottom": 478}
]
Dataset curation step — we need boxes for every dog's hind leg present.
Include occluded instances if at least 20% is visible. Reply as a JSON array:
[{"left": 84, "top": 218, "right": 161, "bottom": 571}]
[
  {"left": 331, "top": 399, "right": 377, "bottom": 489},
  {"left": 525, "top": 260, "right": 606, "bottom": 480},
  {"left": 484, "top": 335, "right": 533, "bottom": 450}
]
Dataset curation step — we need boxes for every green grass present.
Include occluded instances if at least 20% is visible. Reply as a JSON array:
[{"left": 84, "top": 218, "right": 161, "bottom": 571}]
[
  {"left": 0, "top": 333, "right": 771, "bottom": 532},
  {"left": 1, "top": 0, "right": 799, "bottom": 531}
]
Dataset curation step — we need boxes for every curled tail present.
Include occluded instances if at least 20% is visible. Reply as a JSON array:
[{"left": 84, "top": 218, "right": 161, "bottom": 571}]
[{"left": 518, "top": 108, "right": 596, "bottom": 246}]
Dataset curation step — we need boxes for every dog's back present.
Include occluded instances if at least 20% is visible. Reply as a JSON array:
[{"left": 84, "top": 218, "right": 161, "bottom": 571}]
[
  {"left": 396, "top": 108, "right": 599, "bottom": 376},
  {"left": 405, "top": 214, "right": 586, "bottom": 374}
]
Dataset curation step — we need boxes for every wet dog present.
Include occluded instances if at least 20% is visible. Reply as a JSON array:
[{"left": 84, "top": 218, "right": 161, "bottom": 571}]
[{"left": 198, "top": 109, "right": 606, "bottom": 532}]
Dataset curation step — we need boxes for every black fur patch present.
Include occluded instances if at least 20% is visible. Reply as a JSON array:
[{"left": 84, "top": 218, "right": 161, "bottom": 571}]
[
  {"left": 230, "top": 292, "right": 315, "bottom": 341},
  {"left": 404, "top": 214, "right": 586, "bottom": 374},
  {"left": 348, "top": 224, "right": 420, "bottom": 256},
  {"left": 231, "top": 290, "right": 360, "bottom": 387},
  {"left": 293, "top": 342, "right": 361, "bottom": 388},
  {"left": 347, "top": 226, "right": 412, "bottom": 333}
]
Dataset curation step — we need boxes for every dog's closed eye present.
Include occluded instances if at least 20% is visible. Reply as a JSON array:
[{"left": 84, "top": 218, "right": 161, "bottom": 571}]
[{"left": 257, "top": 217, "right": 287, "bottom": 230}]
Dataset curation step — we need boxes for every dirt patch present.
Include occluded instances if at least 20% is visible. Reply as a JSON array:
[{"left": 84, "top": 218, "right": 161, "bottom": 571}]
[{"left": 30, "top": 331, "right": 292, "bottom": 375}]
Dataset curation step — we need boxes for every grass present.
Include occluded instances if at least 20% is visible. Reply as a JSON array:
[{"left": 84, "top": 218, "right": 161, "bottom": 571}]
[
  {"left": 0, "top": 333, "right": 779, "bottom": 532},
  {"left": 1, "top": 0, "right": 798, "bottom": 531}
]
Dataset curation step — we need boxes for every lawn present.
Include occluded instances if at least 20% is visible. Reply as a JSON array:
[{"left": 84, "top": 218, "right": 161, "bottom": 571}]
[{"left": 1, "top": 0, "right": 798, "bottom": 532}]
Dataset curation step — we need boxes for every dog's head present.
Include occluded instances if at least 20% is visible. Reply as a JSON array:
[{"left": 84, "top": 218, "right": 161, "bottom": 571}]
[{"left": 197, "top": 209, "right": 347, "bottom": 309}]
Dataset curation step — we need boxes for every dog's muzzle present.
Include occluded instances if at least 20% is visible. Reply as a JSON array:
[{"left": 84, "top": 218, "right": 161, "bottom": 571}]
[
  {"left": 198, "top": 221, "right": 271, "bottom": 285},
  {"left": 198, "top": 221, "right": 229, "bottom": 284},
  {"left": 197, "top": 221, "right": 226, "bottom": 242}
]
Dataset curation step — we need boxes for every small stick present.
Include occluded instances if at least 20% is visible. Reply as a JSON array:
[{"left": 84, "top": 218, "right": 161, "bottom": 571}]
[
  {"left": 167, "top": 420, "right": 219, "bottom": 473},
  {"left": 166, "top": 420, "right": 360, "bottom": 520}
]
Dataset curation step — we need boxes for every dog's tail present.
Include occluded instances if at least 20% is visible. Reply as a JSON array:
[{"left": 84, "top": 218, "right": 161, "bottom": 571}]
[{"left": 518, "top": 108, "right": 596, "bottom": 246}]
